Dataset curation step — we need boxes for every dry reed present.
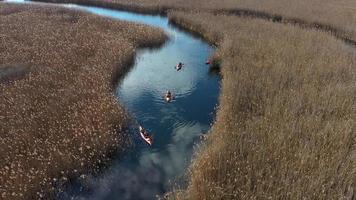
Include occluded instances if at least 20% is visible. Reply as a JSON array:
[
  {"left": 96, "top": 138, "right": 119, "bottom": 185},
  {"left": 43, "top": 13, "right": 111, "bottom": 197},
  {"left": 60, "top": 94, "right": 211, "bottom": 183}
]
[
  {"left": 35, "top": 0, "right": 356, "bottom": 43},
  {"left": 0, "top": 3, "right": 166, "bottom": 199},
  {"left": 166, "top": 11, "right": 356, "bottom": 200}
]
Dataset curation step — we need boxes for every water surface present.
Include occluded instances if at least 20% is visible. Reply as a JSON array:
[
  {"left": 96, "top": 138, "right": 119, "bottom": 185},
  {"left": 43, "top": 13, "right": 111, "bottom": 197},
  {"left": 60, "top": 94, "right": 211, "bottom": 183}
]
[{"left": 4, "top": 1, "right": 220, "bottom": 199}]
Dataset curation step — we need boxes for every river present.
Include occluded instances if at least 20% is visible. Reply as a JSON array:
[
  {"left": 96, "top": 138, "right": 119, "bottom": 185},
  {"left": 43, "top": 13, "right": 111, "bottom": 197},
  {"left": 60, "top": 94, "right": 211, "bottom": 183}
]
[{"left": 4, "top": 1, "right": 220, "bottom": 199}]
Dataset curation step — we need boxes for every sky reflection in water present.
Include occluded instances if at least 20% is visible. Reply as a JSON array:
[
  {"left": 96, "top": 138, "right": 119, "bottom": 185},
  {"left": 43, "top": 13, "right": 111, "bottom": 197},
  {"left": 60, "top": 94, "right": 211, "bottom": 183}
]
[{"left": 4, "top": 1, "right": 220, "bottom": 199}]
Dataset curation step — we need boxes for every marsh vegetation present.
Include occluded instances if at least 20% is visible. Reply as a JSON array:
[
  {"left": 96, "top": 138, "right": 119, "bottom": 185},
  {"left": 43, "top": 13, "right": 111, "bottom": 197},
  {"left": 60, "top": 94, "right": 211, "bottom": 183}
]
[
  {"left": 0, "top": 3, "right": 166, "bottom": 199},
  {"left": 167, "top": 11, "right": 356, "bottom": 199},
  {"left": 36, "top": 0, "right": 356, "bottom": 43}
]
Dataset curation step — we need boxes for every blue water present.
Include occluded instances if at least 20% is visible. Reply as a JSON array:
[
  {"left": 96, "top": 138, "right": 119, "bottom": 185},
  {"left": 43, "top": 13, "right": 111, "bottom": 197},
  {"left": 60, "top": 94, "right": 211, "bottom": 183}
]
[{"left": 4, "top": 1, "right": 220, "bottom": 199}]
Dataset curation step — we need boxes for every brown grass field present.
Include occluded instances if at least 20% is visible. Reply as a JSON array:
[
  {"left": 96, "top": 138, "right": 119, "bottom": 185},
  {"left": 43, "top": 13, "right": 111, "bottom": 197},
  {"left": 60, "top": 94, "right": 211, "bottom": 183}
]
[
  {"left": 166, "top": 11, "right": 356, "bottom": 199},
  {"left": 0, "top": 3, "right": 166, "bottom": 199},
  {"left": 35, "top": 0, "right": 356, "bottom": 43}
]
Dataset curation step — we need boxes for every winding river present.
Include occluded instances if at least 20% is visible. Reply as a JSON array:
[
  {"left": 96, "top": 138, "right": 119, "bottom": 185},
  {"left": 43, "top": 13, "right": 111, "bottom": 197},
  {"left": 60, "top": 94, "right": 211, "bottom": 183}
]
[{"left": 5, "top": 1, "right": 220, "bottom": 199}]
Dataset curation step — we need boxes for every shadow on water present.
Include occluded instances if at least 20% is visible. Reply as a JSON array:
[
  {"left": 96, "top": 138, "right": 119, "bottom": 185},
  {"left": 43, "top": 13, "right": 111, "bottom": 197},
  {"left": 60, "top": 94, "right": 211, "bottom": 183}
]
[{"left": 4, "top": 1, "right": 220, "bottom": 199}]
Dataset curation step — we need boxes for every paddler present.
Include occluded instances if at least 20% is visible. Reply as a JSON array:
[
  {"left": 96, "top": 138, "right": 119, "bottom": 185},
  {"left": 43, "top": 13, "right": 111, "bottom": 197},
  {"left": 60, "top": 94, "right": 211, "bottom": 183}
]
[
  {"left": 165, "top": 90, "right": 173, "bottom": 102},
  {"left": 176, "top": 62, "right": 184, "bottom": 71},
  {"left": 165, "top": 90, "right": 172, "bottom": 99},
  {"left": 140, "top": 126, "right": 149, "bottom": 138}
]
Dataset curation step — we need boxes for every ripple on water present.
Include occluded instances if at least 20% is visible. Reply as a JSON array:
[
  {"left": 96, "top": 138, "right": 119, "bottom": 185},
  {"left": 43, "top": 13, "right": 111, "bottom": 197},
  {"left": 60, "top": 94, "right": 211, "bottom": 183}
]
[{"left": 4, "top": 0, "right": 220, "bottom": 199}]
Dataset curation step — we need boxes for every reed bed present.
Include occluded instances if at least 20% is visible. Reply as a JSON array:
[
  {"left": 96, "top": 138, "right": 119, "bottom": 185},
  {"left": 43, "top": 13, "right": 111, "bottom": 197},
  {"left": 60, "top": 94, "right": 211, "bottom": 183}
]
[
  {"left": 0, "top": 3, "right": 166, "bottom": 199},
  {"left": 166, "top": 11, "right": 356, "bottom": 199},
  {"left": 35, "top": 0, "right": 356, "bottom": 43}
]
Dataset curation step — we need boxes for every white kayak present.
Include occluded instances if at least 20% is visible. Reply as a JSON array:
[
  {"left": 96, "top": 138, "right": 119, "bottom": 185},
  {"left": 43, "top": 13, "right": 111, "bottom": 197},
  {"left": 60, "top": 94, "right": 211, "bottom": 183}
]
[{"left": 139, "top": 126, "right": 153, "bottom": 145}]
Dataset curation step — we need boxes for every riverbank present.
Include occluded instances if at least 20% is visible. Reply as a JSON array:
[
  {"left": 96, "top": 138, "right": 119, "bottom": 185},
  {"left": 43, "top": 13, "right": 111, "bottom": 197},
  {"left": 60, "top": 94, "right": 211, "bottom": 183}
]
[
  {"left": 0, "top": 3, "right": 166, "bottom": 199},
  {"left": 167, "top": 11, "right": 356, "bottom": 199}
]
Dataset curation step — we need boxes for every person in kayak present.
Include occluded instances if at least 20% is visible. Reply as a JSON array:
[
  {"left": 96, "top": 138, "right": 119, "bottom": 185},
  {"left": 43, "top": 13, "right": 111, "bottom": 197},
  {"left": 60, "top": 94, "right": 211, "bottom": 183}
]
[
  {"left": 176, "top": 62, "right": 184, "bottom": 71},
  {"left": 165, "top": 90, "right": 173, "bottom": 102},
  {"left": 166, "top": 90, "right": 172, "bottom": 99},
  {"left": 139, "top": 126, "right": 153, "bottom": 145},
  {"left": 140, "top": 126, "right": 149, "bottom": 138}
]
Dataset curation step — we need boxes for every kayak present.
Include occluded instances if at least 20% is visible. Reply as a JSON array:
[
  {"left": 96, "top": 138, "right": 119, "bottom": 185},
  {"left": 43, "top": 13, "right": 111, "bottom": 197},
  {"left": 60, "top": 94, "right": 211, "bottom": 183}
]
[
  {"left": 175, "top": 63, "right": 183, "bottom": 71},
  {"left": 175, "top": 66, "right": 182, "bottom": 71},
  {"left": 165, "top": 96, "right": 172, "bottom": 102},
  {"left": 139, "top": 126, "right": 153, "bottom": 145},
  {"left": 205, "top": 59, "right": 211, "bottom": 65}
]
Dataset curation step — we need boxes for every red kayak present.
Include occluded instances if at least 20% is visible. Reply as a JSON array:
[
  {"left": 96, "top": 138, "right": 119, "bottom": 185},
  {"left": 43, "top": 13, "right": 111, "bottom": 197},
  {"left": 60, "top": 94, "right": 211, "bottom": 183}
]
[{"left": 139, "top": 126, "right": 153, "bottom": 145}]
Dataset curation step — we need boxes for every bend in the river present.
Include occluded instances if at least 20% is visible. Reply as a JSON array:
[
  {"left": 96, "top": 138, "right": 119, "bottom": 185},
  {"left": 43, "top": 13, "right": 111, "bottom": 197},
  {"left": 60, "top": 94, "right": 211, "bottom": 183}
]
[{"left": 4, "top": 1, "right": 220, "bottom": 200}]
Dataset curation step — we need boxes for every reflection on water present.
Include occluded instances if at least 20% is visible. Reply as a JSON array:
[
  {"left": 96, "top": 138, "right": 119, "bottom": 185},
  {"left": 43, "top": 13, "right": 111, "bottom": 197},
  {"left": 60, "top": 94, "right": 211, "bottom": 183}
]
[{"left": 4, "top": 1, "right": 220, "bottom": 199}]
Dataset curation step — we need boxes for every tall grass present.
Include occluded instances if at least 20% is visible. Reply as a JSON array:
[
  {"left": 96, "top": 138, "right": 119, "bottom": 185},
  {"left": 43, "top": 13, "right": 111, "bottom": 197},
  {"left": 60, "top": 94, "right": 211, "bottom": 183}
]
[
  {"left": 167, "top": 11, "right": 356, "bottom": 199},
  {"left": 35, "top": 0, "right": 356, "bottom": 43},
  {"left": 0, "top": 3, "right": 166, "bottom": 199}
]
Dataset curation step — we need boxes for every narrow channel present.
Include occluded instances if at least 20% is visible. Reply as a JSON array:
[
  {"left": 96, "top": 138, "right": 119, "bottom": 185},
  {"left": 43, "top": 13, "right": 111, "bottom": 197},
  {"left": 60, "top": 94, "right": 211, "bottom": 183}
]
[{"left": 5, "top": 1, "right": 221, "bottom": 199}]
